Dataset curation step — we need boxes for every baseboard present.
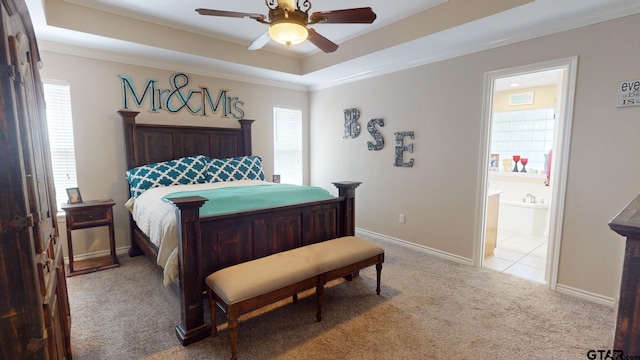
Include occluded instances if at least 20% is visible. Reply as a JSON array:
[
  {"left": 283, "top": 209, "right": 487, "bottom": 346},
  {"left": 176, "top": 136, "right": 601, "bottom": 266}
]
[
  {"left": 356, "top": 228, "right": 617, "bottom": 307},
  {"left": 71, "top": 234, "right": 617, "bottom": 308},
  {"left": 555, "top": 283, "right": 616, "bottom": 307},
  {"left": 355, "top": 228, "right": 473, "bottom": 266},
  {"left": 64, "top": 246, "right": 130, "bottom": 264}
]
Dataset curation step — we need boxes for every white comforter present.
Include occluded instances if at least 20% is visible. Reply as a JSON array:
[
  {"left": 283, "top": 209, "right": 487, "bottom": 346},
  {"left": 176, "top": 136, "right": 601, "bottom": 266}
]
[{"left": 125, "top": 180, "right": 271, "bottom": 286}]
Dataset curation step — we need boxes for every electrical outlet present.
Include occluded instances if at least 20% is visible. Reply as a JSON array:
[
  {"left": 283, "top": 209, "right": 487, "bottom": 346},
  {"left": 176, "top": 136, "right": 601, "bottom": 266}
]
[{"left": 399, "top": 214, "right": 405, "bottom": 224}]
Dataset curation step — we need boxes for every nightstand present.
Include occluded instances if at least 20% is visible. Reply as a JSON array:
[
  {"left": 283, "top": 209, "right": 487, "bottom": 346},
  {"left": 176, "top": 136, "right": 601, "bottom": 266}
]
[{"left": 61, "top": 199, "right": 119, "bottom": 276}]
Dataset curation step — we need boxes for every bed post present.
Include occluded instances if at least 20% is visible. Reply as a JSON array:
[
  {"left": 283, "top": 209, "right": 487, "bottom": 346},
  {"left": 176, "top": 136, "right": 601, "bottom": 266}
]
[
  {"left": 118, "top": 110, "right": 144, "bottom": 257},
  {"left": 238, "top": 119, "right": 254, "bottom": 155},
  {"left": 167, "top": 196, "right": 210, "bottom": 346},
  {"left": 332, "top": 181, "right": 362, "bottom": 236},
  {"left": 118, "top": 109, "right": 140, "bottom": 169}
]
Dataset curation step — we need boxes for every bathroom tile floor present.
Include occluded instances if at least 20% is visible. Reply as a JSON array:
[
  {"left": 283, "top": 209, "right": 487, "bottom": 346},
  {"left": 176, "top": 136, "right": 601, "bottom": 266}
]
[{"left": 484, "top": 230, "right": 547, "bottom": 283}]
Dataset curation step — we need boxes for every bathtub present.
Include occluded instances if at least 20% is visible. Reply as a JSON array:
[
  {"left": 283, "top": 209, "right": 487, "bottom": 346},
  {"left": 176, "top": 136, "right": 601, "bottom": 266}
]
[{"left": 497, "top": 199, "right": 549, "bottom": 236}]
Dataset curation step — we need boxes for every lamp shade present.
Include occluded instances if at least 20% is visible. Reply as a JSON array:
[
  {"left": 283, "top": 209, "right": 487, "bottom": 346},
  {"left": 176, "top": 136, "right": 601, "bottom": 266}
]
[{"left": 269, "top": 22, "right": 308, "bottom": 47}]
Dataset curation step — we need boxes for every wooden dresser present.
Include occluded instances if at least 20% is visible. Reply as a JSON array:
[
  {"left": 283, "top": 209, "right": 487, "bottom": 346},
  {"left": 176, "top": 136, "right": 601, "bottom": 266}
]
[
  {"left": 0, "top": 0, "right": 72, "bottom": 358},
  {"left": 609, "top": 194, "right": 640, "bottom": 354}
]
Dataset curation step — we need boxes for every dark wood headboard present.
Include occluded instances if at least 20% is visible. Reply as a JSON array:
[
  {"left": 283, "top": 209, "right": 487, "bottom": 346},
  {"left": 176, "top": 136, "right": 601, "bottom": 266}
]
[{"left": 118, "top": 110, "right": 255, "bottom": 170}]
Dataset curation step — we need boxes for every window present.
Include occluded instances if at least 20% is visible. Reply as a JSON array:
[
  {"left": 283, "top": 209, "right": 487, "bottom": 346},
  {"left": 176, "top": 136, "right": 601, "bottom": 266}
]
[
  {"left": 43, "top": 80, "right": 78, "bottom": 210},
  {"left": 273, "top": 107, "right": 302, "bottom": 185}
]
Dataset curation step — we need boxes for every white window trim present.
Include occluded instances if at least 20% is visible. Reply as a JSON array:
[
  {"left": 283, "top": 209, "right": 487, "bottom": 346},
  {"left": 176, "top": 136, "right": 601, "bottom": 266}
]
[
  {"left": 273, "top": 107, "right": 303, "bottom": 186},
  {"left": 43, "top": 79, "right": 78, "bottom": 211}
]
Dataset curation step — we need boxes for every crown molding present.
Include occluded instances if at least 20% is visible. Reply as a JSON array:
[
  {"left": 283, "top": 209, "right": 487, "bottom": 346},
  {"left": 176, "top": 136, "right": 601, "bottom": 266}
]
[
  {"left": 37, "top": 2, "right": 640, "bottom": 93},
  {"left": 38, "top": 40, "right": 311, "bottom": 92}
]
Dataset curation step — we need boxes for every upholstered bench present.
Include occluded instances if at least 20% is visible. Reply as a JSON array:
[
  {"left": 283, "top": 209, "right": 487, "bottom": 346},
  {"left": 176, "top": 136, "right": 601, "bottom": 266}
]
[{"left": 206, "top": 236, "right": 384, "bottom": 360}]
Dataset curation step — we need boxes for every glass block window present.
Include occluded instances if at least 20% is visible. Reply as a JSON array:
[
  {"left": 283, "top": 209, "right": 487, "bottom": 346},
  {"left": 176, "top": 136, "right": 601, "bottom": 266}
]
[{"left": 490, "top": 108, "right": 555, "bottom": 172}]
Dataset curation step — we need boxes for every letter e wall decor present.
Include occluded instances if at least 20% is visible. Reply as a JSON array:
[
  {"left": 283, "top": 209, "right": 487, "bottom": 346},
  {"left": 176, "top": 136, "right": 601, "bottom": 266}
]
[{"left": 394, "top": 131, "right": 415, "bottom": 167}]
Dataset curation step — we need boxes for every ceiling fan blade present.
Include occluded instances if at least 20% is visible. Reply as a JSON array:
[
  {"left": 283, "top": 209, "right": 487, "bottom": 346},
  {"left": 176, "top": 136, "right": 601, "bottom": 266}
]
[
  {"left": 195, "top": 8, "right": 266, "bottom": 22},
  {"left": 307, "top": 28, "right": 338, "bottom": 53},
  {"left": 310, "top": 7, "right": 377, "bottom": 24},
  {"left": 247, "top": 31, "right": 271, "bottom": 51}
]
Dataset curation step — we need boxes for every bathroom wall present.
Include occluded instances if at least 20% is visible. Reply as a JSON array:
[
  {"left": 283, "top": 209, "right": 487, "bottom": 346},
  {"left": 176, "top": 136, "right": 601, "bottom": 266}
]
[
  {"left": 494, "top": 84, "right": 558, "bottom": 111},
  {"left": 491, "top": 84, "right": 557, "bottom": 173}
]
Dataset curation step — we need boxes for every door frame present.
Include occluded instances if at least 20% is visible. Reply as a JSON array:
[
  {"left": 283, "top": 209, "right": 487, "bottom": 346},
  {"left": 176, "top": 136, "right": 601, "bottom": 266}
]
[{"left": 474, "top": 56, "right": 578, "bottom": 290}]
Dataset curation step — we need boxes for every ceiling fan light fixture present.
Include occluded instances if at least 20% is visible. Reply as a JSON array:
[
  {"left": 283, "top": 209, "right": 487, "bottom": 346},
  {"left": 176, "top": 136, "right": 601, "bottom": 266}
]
[
  {"left": 269, "top": 21, "right": 308, "bottom": 47},
  {"left": 196, "top": 3, "right": 377, "bottom": 53}
]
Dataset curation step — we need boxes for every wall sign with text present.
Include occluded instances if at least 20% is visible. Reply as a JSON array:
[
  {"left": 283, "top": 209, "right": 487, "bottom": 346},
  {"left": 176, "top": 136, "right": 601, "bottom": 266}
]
[
  {"left": 617, "top": 79, "right": 640, "bottom": 108},
  {"left": 119, "top": 73, "right": 245, "bottom": 119}
]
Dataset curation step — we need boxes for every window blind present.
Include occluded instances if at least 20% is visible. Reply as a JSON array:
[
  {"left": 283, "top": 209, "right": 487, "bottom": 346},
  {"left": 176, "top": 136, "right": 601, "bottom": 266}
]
[
  {"left": 273, "top": 107, "right": 302, "bottom": 185},
  {"left": 43, "top": 80, "right": 78, "bottom": 210}
]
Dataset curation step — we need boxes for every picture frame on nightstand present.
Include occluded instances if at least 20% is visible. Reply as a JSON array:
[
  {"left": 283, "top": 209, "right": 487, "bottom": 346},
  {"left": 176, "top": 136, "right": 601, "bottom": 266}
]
[{"left": 66, "top": 187, "right": 83, "bottom": 204}]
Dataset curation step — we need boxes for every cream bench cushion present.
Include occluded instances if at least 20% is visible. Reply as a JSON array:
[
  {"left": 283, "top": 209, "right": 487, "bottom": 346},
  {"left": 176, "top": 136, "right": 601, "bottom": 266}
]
[{"left": 205, "top": 236, "right": 384, "bottom": 305}]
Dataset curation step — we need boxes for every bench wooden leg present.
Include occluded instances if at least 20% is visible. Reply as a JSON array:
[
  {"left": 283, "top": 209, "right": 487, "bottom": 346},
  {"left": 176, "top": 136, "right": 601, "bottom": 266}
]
[
  {"left": 344, "top": 270, "right": 360, "bottom": 281},
  {"left": 376, "top": 263, "right": 383, "bottom": 295},
  {"left": 208, "top": 288, "right": 218, "bottom": 337},
  {"left": 228, "top": 306, "right": 239, "bottom": 360},
  {"left": 316, "top": 283, "right": 324, "bottom": 322}
]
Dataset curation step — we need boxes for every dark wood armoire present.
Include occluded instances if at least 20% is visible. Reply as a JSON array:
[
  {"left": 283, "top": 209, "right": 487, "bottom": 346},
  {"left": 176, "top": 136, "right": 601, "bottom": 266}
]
[
  {"left": 0, "top": 0, "right": 72, "bottom": 359},
  {"left": 609, "top": 195, "right": 640, "bottom": 354}
]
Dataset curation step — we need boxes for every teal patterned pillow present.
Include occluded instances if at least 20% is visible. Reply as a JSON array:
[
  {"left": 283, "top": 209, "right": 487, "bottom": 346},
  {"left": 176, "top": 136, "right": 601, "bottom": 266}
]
[
  {"left": 126, "top": 155, "right": 209, "bottom": 198},
  {"left": 206, "top": 156, "right": 265, "bottom": 183}
]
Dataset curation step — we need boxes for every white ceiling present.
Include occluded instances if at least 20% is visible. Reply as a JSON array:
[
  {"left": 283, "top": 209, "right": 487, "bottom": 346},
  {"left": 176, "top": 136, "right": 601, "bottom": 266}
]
[
  {"left": 64, "top": 0, "right": 448, "bottom": 55},
  {"left": 25, "top": 0, "right": 640, "bottom": 90}
]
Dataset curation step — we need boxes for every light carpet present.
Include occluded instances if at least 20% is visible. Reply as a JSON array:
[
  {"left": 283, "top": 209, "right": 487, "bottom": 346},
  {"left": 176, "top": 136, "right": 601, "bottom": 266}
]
[{"left": 66, "top": 236, "right": 616, "bottom": 359}]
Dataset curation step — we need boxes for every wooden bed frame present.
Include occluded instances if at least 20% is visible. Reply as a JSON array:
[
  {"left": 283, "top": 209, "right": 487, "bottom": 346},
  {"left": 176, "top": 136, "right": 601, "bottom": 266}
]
[{"left": 118, "top": 110, "right": 360, "bottom": 346}]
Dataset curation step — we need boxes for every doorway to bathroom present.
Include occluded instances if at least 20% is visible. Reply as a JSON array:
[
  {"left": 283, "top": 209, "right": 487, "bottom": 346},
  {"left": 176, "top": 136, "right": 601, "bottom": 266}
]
[{"left": 477, "top": 57, "right": 577, "bottom": 290}]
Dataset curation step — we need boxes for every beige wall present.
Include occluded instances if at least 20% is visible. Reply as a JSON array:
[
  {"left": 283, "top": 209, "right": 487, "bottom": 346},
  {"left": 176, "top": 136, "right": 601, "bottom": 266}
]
[
  {"left": 39, "top": 52, "right": 309, "bottom": 258},
  {"left": 40, "top": 13, "right": 640, "bottom": 302},
  {"left": 310, "top": 13, "right": 640, "bottom": 301}
]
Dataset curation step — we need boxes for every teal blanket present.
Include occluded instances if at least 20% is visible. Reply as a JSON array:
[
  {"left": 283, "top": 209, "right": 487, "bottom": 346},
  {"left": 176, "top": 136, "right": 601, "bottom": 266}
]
[{"left": 163, "top": 184, "right": 334, "bottom": 216}]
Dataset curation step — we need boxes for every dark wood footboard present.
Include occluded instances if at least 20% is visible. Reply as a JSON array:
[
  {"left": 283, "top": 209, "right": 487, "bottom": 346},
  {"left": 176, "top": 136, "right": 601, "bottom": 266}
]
[{"left": 168, "top": 181, "right": 360, "bottom": 345}]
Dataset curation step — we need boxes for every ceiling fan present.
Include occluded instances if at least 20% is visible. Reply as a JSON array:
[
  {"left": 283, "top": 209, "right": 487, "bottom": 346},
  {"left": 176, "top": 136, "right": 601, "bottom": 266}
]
[{"left": 195, "top": 0, "right": 377, "bottom": 53}]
